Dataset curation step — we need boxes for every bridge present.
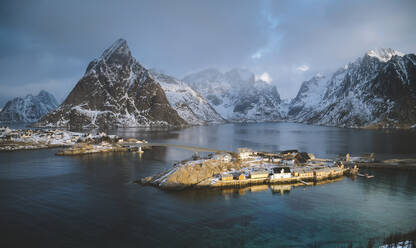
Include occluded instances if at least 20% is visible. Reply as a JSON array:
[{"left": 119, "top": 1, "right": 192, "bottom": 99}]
[{"left": 121, "top": 142, "right": 230, "bottom": 154}]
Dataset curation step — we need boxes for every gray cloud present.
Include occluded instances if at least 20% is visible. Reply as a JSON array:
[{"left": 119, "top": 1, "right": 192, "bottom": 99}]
[{"left": 0, "top": 0, "right": 415, "bottom": 105}]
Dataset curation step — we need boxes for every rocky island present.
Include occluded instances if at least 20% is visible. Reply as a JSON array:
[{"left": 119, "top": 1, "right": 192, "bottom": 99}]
[{"left": 140, "top": 148, "right": 359, "bottom": 190}]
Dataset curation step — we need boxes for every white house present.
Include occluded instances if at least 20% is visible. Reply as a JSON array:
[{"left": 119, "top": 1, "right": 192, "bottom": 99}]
[
  {"left": 213, "top": 153, "right": 232, "bottom": 162},
  {"left": 270, "top": 167, "right": 292, "bottom": 179},
  {"left": 282, "top": 159, "right": 295, "bottom": 165},
  {"left": 238, "top": 148, "right": 253, "bottom": 160}
]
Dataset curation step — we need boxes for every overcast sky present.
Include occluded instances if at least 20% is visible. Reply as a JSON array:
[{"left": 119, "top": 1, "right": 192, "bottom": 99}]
[{"left": 1, "top": 0, "right": 415, "bottom": 105}]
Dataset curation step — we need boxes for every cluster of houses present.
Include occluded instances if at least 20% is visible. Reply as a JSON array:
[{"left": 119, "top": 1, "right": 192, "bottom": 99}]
[
  {"left": 217, "top": 148, "right": 347, "bottom": 183},
  {"left": 220, "top": 165, "right": 344, "bottom": 183},
  {"left": 0, "top": 127, "right": 126, "bottom": 152},
  {"left": 0, "top": 127, "right": 80, "bottom": 143}
]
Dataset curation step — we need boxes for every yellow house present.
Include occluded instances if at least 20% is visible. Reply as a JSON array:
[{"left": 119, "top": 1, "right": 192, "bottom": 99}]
[
  {"left": 250, "top": 171, "right": 269, "bottom": 179},
  {"left": 221, "top": 174, "right": 233, "bottom": 181}
]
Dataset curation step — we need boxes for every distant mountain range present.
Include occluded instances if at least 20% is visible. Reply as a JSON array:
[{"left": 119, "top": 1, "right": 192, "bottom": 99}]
[
  {"left": 183, "top": 68, "right": 283, "bottom": 122},
  {"left": 288, "top": 48, "right": 416, "bottom": 128},
  {"left": 0, "top": 90, "right": 58, "bottom": 123},
  {"left": 20, "top": 39, "right": 414, "bottom": 130},
  {"left": 36, "top": 39, "right": 285, "bottom": 129}
]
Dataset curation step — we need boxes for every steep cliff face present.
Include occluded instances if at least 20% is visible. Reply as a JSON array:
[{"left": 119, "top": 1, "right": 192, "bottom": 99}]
[
  {"left": 183, "top": 68, "right": 283, "bottom": 122},
  {"left": 36, "top": 39, "right": 187, "bottom": 129},
  {"left": 0, "top": 90, "right": 58, "bottom": 123},
  {"left": 289, "top": 49, "right": 416, "bottom": 128}
]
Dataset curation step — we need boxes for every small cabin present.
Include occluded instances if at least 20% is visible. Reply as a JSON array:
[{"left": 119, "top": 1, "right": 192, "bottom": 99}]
[
  {"left": 314, "top": 168, "right": 331, "bottom": 177},
  {"left": 234, "top": 173, "right": 246, "bottom": 180},
  {"left": 293, "top": 168, "right": 314, "bottom": 178},
  {"left": 271, "top": 167, "right": 292, "bottom": 179},
  {"left": 331, "top": 166, "right": 343, "bottom": 175},
  {"left": 308, "top": 153, "right": 316, "bottom": 160},
  {"left": 250, "top": 171, "right": 269, "bottom": 179},
  {"left": 300, "top": 170, "right": 314, "bottom": 178},
  {"left": 221, "top": 174, "right": 234, "bottom": 181},
  {"left": 282, "top": 159, "right": 295, "bottom": 165},
  {"left": 213, "top": 153, "right": 232, "bottom": 162},
  {"left": 126, "top": 138, "right": 138, "bottom": 143},
  {"left": 238, "top": 148, "right": 254, "bottom": 160}
]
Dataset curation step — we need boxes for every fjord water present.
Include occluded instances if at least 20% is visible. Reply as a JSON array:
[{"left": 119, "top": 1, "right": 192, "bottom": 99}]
[{"left": 1, "top": 123, "right": 416, "bottom": 247}]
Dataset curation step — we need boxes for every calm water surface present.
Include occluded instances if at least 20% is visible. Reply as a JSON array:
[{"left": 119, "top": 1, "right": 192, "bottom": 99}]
[{"left": 1, "top": 123, "right": 416, "bottom": 247}]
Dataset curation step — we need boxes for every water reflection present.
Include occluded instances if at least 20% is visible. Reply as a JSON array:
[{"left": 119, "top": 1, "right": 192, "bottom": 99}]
[{"left": 170, "top": 177, "right": 350, "bottom": 201}]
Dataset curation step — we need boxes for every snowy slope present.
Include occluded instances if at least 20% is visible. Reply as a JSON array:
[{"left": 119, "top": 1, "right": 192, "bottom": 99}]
[
  {"left": 150, "top": 70, "right": 225, "bottom": 125},
  {"left": 183, "top": 68, "right": 283, "bottom": 122},
  {"left": 0, "top": 90, "right": 59, "bottom": 123},
  {"left": 288, "top": 73, "right": 328, "bottom": 118},
  {"left": 289, "top": 48, "right": 416, "bottom": 128}
]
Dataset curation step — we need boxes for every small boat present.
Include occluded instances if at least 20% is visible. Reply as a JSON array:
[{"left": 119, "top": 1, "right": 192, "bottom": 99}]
[{"left": 357, "top": 173, "right": 374, "bottom": 179}]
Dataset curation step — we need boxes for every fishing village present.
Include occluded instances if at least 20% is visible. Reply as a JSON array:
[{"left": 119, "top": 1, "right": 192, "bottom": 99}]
[
  {"left": 0, "top": 127, "right": 148, "bottom": 155},
  {"left": 139, "top": 148, "right": 371, "bottom": 190}
]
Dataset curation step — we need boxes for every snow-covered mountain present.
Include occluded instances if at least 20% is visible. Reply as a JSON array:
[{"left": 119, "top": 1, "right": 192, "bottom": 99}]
[
  {"left": 288, "top": 48, "right": 416, "bottom": 128},
  {"left": 183, "top": 68, "right": 283, "bottom": 122},
  {"left": 288, "top": 73, "right": 327, "bottom": 118},
  {"left": 150, "top": 70, "right": 225, "bottom": 125},
  {"left": 0, "top": 90, "right": 58, "bottom": 123},
  {"left": 36, "top": 39, "right": 187, "bottom": 129}
]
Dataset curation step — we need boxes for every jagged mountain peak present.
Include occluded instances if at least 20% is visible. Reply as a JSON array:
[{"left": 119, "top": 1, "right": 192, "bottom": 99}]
[
  {"left": 86, "top": 39, "right": 133, "bottom": 73},
  {"left": 38, "top": 90, "right": 56, "bottom": 99},
  {"left": 36, "top": 39, "right": 193, "bottom": 129},
  {"left": 101, "top": 38, "right": 130, "bottom": 60},
  {"left": 365, "top": 48, "right": 404, "bottom": 62},
  {"left": 38, "top": 90, "right": 50, "bottom": 96}
]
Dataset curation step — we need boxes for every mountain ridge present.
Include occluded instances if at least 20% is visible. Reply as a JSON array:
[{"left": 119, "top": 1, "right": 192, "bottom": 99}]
[
  {"left": 183, "top": 68, "right": 283, "bottom": 122},
  {"left": 0, "top": 90, "right": 59, "bottom": 123},
  {"left": 288, "top": 48, "right": 416, "bottom": 128},
  {"left": 30, "top": 40, "right": 416, "bottom": 130}
]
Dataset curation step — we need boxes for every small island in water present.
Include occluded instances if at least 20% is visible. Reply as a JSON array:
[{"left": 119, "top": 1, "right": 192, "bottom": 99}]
[{"left": 139, "top": 148, "right": 365, "bottom": 190}]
